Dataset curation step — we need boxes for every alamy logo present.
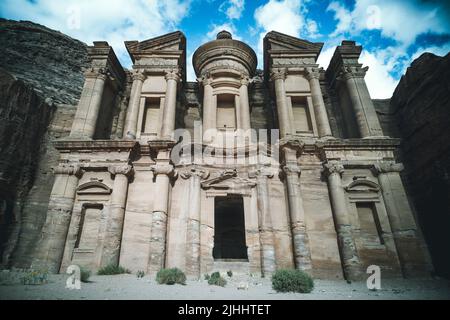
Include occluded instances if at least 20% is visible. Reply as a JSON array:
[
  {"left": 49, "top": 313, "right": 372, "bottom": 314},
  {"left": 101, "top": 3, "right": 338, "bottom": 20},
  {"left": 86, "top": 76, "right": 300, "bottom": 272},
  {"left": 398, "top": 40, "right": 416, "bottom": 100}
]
[
  {"left": 366, "top": 265, "right": 381, "bottom": 290},
  {"left": 66, "top": 265, "right": 81, "bottom": 290}
]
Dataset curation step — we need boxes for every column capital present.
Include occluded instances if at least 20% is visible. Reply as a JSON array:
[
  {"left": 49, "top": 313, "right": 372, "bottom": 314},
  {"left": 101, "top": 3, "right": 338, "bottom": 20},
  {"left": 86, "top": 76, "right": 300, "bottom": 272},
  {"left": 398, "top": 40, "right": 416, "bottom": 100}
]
[
  {"left": 108, "top": 164, "right": 134, "bottom": 178},
  {"left": 338, "top": 66, "right": 368, "bottom": 81},
  {"left": 305, "top": 67, "right": 321, "bottom": 81},
  {"left": 372, "top": 162, "right": 404, "bottom": 176},
  {"left": 180, "top": 167, "right": 210, "bottom": 180},
  {"left": 151, "top": 162, "right": 176, "bottom": 177},
  {"left": 322, "top": 161, "right": 344, "bottom": 177},
  {"left": 282, "top": 163, "right": 301, "bottom": 177},
  {"left": 53, "top": 164, "right": 83, "bottom": 178},
  {"left": 131, "top": 69, "right": 146, "bottom": 82},
  {"left": 84, "top": 67, "right": 109, "bottom": 81},
  {"left": 270, "top": 68, "right": 287, "bottom": 81},
  {"left": 197, "top": 73, "right": 213, "bottom": 86},
  {"left": 249, "top": 166, "right": 274, "bottom": 179},
  {"left": 240, "top": 76, "right": 250, "bottom": 86},
  {"left": 164, "top": 69, "right": 181, "bottom": 82}
]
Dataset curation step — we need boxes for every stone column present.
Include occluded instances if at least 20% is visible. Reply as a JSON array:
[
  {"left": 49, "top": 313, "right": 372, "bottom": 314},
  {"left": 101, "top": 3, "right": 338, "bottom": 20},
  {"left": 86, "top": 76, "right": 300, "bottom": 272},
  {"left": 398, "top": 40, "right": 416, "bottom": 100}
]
[
  {"left": 239, "top": 76, "right": 251, "bottom": 130},
  {"left": 33, "top": 164, "right": 83, "bottom": 273},
  {"left": 181, "top": 168, "right": 209, "bottom": 278},
  {"left": 271, "top": 68, "right": 292, "bottom": 138},
  {"left": 305, "top": 67, "right": 332, "bottom": 138},
  {"left": 282, "top": 163, "right": 312, "bottom": 271},
  {"left": 372, "top": 163, "right": 430, "bottom": 277},
  {"left": 323, "top": 161, "right": 363, "bottom": 280},
  {"left": 160, "top": 70, "right": 180, "bottom": 139},
  {"left": 200, "top": 75, "right": 215, "bottom": 134},
  {"left": 250, "top": 167, "right": 276, "bottom": 276},
  {"left": 101, "top": 164, "right": 133, "bottom": 267},
  {"left": 70, "top": 68, "right": 107, "bottom": 139},
  {"left": 123, "top": 70, "right": 145, "bottom": 139},
  {"left": 148, "top": 162, "right": 175, "bottom": 274},
  {"left": 339, "top": 66, "right": 383, "bottom": 138}
]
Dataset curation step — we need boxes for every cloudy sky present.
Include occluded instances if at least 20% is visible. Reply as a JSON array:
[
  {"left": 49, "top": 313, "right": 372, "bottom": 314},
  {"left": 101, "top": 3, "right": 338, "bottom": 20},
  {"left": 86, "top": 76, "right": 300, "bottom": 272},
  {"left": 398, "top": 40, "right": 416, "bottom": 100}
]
[{"left": 1, "top": 0, "right": 449, "bottom": 98}]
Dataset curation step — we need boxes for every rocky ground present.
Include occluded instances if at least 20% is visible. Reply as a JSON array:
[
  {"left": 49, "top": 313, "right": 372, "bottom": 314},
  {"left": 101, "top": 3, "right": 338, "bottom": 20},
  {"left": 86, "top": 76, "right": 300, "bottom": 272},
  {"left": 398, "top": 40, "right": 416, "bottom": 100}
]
[{"left": 0, "top": 272, "right": 449, "bottom": 300}]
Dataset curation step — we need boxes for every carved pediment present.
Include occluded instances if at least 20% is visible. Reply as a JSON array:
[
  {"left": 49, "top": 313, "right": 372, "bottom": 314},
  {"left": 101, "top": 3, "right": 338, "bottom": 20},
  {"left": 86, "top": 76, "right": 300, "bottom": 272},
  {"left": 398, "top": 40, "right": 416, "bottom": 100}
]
[
  {"left": 264, "top": 31, "right": 323, "bottom": 53},
  {"left": 201, "top": 169, "right": 256, "bottom": 190},
  {"left": 345, "top": 178, "right": 380, "bottom": 193},
  {"left": 77, "top": 181, "right": 112, "bottom": 195},
  {"left": 125, "top": 31, "right": 186, "bottom": 62}
]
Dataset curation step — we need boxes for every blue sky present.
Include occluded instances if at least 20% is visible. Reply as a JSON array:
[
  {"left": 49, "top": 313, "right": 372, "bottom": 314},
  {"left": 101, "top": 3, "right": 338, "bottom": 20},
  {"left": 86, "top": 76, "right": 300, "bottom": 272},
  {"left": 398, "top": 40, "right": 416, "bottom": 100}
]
[{"left": 1, "top": 0, "right": 449, "bottom": 98}]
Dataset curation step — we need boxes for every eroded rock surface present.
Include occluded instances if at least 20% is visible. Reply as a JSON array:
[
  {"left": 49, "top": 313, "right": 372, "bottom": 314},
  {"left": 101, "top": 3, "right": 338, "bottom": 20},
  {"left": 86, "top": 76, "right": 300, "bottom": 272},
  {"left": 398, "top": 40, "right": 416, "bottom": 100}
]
[{"left": 390, "top": 52, "right": 450, "bottom": 278}]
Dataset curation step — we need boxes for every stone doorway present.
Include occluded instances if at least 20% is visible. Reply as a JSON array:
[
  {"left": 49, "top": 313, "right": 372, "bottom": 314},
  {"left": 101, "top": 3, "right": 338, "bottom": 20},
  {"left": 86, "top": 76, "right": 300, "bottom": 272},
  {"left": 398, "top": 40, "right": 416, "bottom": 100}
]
[{"left": 213, "top": 195, "right": 248, "bottom": 260}]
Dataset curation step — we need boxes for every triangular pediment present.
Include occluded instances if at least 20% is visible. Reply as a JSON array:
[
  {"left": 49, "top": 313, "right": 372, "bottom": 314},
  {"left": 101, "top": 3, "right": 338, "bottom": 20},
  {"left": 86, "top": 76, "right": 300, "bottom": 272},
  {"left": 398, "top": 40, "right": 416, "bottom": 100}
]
[
  {"left": 201, "top": 169, "right": 256, "bottom": 189},
  {"left": 125, "top": 31, "right": 186, "bottom": 62},
  {"left": 264, "top": 31, "right": 323, "bottom": 53},
  {"left": 126, "top": 31, "right": 185, "bottom": 52}
]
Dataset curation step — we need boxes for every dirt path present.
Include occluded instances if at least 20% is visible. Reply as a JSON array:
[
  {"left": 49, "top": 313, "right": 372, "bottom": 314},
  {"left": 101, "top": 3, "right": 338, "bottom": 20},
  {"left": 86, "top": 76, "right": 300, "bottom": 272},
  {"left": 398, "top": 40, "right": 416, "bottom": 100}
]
[{"left": 1, "top": 273, "right": 449, "bottom": 300}]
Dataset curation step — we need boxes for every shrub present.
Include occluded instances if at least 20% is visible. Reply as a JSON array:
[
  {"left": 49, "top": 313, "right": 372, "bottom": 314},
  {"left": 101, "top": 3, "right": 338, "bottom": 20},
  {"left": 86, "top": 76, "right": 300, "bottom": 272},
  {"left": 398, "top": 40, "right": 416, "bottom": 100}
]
[
  {"left": 80, "top": 267, "right": 91, "bottom": 283},
  {"left": 208, "top": 271, "right": 227, "bottom": 287},
  {"left": 136, "top": 270, "right": 145, "bottom": 278},
  {"left": 97, "top": 264, "right": 131, "bottom": 275},
  {"left": 21, "top": 269, "right": 49, "bottom": 285},
  {"left": 204, "top": 274, "right": 210, "bottom": 280},
  {"left": 156, "top": 268, "right": 186, "bottom": 285},
  {"left": 271, "top": 269, "right": 314, "bottom": 293},
  {"left": 227, "top": 270, "right": 233, "bottom": 277}
]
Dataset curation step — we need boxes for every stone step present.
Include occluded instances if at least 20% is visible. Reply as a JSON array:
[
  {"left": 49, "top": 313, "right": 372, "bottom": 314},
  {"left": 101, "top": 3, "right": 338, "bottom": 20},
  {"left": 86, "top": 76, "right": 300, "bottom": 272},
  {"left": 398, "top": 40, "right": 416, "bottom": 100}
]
[{"left": 212, "top": 259, "right": 250, "bottom": 275}]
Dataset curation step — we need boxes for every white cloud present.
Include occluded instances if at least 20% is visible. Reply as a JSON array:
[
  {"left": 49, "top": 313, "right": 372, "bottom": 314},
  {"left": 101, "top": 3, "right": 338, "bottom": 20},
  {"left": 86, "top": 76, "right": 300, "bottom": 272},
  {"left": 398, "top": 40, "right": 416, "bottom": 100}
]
[
  {"left": 253, "top": 0, "right": 306, "bottom": 69},
  {"left": 254, "top": 0, "right": 304, "bottom": 38},
  {"left": 360, "top": 49, "right": 399, "bottom": 98},
  {"left": 317, "top": 46, "right": 400, "bottom": 99},
  {"left": 327, "top": 0, "right": 450, "bottom": 46},
  {"left": 206, "top": 22, "right": 241, "bottom": 41},
  {"left": 0, "top": 0, "right": 191, "bottom": 69},
  {"left": 317, "top": 46, "right": 336, "bottom": 70},
  {"left": 305, "top": 19, "right": 320, "bottom": 38},
  {"left": 220, "top": 0, "right": 245, "bottom": 20},
  {"left": 410, "top": 44, "right": 450, "bottom": 62},
  {"left": 327, "top": 2, "right": 352, "bottom": 37}
]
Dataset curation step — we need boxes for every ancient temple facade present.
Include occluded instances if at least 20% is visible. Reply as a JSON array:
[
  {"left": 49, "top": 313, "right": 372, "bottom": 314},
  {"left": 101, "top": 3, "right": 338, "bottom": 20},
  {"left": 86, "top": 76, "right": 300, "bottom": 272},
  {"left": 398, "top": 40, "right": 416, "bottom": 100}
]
[{"left": 31, "top": 30, "right": 432, "bottom": 280}]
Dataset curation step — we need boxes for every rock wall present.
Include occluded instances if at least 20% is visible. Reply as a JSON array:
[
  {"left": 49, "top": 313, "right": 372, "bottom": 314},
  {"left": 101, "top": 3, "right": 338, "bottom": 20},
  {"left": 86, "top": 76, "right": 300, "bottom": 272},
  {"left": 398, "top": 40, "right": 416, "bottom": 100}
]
[
  {"left": 390, "top": 52, "right": 450, "bottom": 278},
  {"left": 0, "top": 18, "right": 88, "bottom": 105},
  {"left": 0, "top": 19, "right": 88, "bottom": 268},
  {"left": 0, "top": 70, "right": 54, "bottom": 264}
]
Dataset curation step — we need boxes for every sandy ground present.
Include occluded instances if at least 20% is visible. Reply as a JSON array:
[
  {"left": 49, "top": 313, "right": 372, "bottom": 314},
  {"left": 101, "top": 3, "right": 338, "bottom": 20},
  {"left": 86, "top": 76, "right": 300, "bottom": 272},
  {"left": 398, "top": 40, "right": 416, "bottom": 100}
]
[{"left": 1, "top": 272, "right": 449, "bottom": 300}]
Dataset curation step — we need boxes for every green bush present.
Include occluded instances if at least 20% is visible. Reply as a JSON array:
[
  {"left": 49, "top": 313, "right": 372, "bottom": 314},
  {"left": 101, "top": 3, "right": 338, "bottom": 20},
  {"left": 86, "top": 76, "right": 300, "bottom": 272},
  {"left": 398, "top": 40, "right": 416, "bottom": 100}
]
[
  {"left": 80, "top": 267, "right": 91, "bottom": 283},
  {"left": 97, "top": 264, "right": 131, "bottom": 275},
  {"left": 227, "top": 270, "right": 233, "bottom": 277},
  {"left": 208, "top": 271, "right": 227, "bottom": 287},
  {"left": 204, "top": 274, "right": 210, "bottom": 280},
  {"left": 156, "top": 268, "right": 186, "bottom": 285},
  {"left": 271, "top": 269, "right": 314, "bottom": 293},
  {"left": 21, "top": 269, "right": 49, "bottom": 285},
  {"left": 136, "top": 270, "right": 145, "bottom": 278}
]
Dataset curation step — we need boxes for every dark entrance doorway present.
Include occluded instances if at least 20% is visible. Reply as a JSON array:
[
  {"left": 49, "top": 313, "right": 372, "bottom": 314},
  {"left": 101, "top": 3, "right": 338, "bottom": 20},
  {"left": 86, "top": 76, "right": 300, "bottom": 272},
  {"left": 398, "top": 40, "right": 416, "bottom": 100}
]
[{"left": 213, "top": 196, "right": 248, "bottom": 260}]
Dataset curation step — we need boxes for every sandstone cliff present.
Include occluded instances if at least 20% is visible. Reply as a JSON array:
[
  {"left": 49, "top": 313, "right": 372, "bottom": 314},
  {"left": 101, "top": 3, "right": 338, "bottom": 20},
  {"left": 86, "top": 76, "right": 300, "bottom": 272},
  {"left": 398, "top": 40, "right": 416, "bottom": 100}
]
[
  {"left": 0, "top": 19, "right": 88, "bottom": 267},
  {"left": 0, "top": 18, "right": 88, "bottom": 105},
  {"left": 390, "top": 52, "right": 450, "bottom": 278}
]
